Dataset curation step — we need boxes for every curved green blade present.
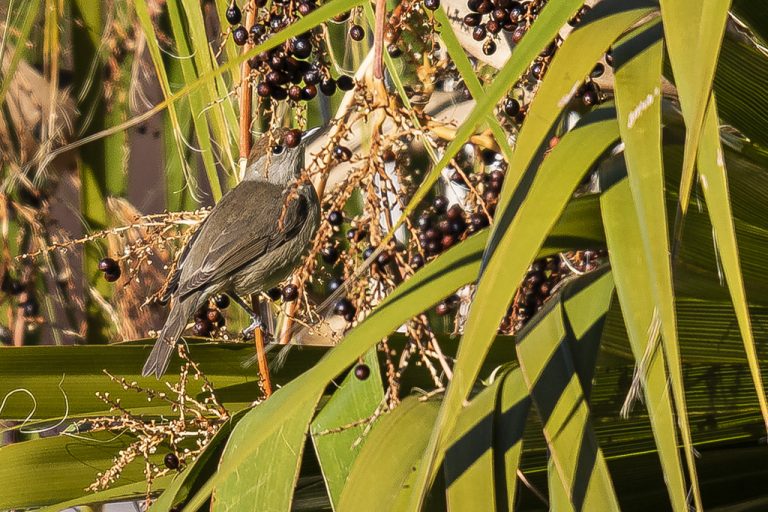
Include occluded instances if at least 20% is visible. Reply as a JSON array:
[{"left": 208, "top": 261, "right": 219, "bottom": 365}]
[
  {"left": 600, "top": 154, "right": 688, "bottom": 511},
  {"left": 696, "top": 96, "right": 768, "bottom": 430},
  {"left": 612, "top": 19, "right": 702, "bottom": 509},
  {"left": 337, "top": 397, "right": 441, "bottom": 512},
  {"left": 517, "top": 269, "right": 618, "bottom": 510},
  {"left": 660, "top": 0, "right": 731, "bottom": 232},
  {"left": 311, "top": 349, "right": 384, "bottom": 508}
]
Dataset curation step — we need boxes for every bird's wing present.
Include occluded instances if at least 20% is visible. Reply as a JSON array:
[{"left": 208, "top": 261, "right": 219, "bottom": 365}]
[
  {"left": 160, "top": 221, "right": 204, "bottom": 302},
  {"left": 174, "top": 181, "right": 311, "bottom": 299}
]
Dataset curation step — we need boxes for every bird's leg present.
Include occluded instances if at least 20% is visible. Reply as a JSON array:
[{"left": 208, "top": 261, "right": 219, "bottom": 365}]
[
  {"left": 233, "top": 293, "right": 273, "bottom": 398},
  {"left": 230, "top": 294, "right": 262, "bottom": 339}
]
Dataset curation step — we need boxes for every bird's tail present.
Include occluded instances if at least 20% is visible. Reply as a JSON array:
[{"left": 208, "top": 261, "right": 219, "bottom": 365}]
[{"left": 142, "top": 293, "right": 202, "bottom": 378}]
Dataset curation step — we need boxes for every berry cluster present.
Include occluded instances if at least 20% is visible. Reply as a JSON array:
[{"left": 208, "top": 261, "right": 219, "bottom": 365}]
[
  {"left": 190, "top": 294, "right": 230, "bottom": 337},
  {"left": 501, "top": 250, "right": 604, "bottom": 333},
  {"left": 574, "top": 63, "right": 605, "bottom": 107},
  {"left": 222, "top": 1, "right": 356, "bottom": 104},
  {"left": 466, "top": 3, "right": 609, "bottom": 127},
  {"left": 381, "top": 0, "right": 442, "bottom": 70},
  {"left": 462, "top": 0, "right": 547, "bottom": 56}
]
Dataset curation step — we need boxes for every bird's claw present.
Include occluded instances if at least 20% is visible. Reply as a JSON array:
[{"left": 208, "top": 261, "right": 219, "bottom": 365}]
[{"left": 242, "top": 318, "right": 269, "bottom": 341}]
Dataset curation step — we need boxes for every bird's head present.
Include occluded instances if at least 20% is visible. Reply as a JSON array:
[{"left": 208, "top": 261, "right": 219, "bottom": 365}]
[{"left": 244, "top": 126, "right": 323, "bottom": 185}]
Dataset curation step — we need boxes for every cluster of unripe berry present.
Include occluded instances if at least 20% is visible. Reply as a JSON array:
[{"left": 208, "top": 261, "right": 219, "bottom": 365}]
[{"left": 223, "top": 1, "right": 355, "bottom": 103}]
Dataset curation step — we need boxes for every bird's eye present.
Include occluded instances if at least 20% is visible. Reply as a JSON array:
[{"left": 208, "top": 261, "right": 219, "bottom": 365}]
[{"left": 272, "top": 145, "right": 285, "bottom": 155}]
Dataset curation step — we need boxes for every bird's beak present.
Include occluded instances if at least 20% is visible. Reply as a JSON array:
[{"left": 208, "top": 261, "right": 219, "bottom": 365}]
[{"left": 303, "top": 126, "right": 324, "bottom": 145}]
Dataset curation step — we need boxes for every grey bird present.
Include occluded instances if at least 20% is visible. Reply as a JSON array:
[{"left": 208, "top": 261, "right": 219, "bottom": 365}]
[{"left": 142, "top": 127, "right": 322, "bottom": 378}]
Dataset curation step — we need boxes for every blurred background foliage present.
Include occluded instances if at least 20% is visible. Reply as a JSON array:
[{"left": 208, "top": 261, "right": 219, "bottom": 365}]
[{"left": 1, "top": 0, "right": 768, "bottom": 511}]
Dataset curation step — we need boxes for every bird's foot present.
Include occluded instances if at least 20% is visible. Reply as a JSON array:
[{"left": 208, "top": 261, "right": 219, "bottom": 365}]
[{"left": 241, "top": 318, "right": 267, "bottom": 341}]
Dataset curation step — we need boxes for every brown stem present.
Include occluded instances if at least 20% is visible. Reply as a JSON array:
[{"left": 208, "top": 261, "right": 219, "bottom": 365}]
[
  {"left": 373, "top": 0, "right": 387, "bottom": 80},
  {"left": 239, "top": 0, "right": 258, "bottom": 161},
  {"left": 250, "top": 294, "right": 272, "bottom": 397}
]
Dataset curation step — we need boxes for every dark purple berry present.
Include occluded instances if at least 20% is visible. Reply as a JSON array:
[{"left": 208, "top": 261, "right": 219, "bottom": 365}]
[
  {"left": 288, "top": 84, "right": 303, "bottom": 101},
  {"left": 192, "top": 319, "right": 211, "bottom": 336},
  {"left": 483, "top": 39, "right": 497, "bottom": 55},
  {"left": 337, "top": 75, "right": 355, "bottom": 91},
  {"left": 477, "top": 1, "right": 492, "bottom": 14},
  {"left": 225, "top": 4, "right": 242, "bottom": 25},
  {"left": 232, "top": 26, "right": 248, "bottom": 46},
  {"left": 433, "top": 195, "right": 449, "bottom": 214},
  {"left": 327, "top": 210, "right": 344, "bottom": 225},
  {"left": 98, "top": 257, "right": 119, "bottom": 273},
  {"left": 207, "top": 309, "right": 224, "bottom": 325},
  {"left": 472, "top": 25, "right": 487, "bottom": 41},
  {"left": 284, "top": 128, "right": 302, "bottom": 148},
  {"left": 104, "top": 268, "right": 121, "bottom": 282},
  {"left": 376, "top": 251, "right": 391, "bottom": 266},
  {"left": 267, "top": 287, "right": 282, "bottom": 301},
  {"left": 387, "top": 44, "right": 403, "bottom": 58},
  {"left": 334, "top": 298, "right": 354, "bottom": 316},
  {"left": 424, "top": 0, "right": 440, "bottom": 10},
  {"left": 164, "top": 453, "right": 180, "bottom": 470},
  {"left": 297, "top": 2, "right": 314, "bottom": 15},
  {"left": 270, "top": 86, "right": 288, "bottom": 100},
  {"left": 250, "top": 23, "right": 265, "bottom": 39},
  {"left": 463, "top": 13, "right": 481, "bottom": 26},
  {"left": 417, "top": 214, "right": 432, "bottom": 231},
  {"left": 303, "top": 68, "right": 321, "bottom": 85},
  {"left": 582, "top": 89, "right": 599, "bottom": 107},
  {"left": 256, "top": 82, "right": 271, "bottom": 97},
  {"left": 214, "top": 294, "right": 230, "bottom": 309},
  {"left": 291, "top": 37, "right": 312, "bottom": 59},
  {"left": 349, "top": 24, "right": 365, "bottom": 41},
  {"left": 530, "top": 62, "right": 544, "bottom": 80},
  {"left": 333, "top": 145, "right": 352, "bottom": 161},
  {"left": 435, "top": 301, "right": 451, "bottom": 316},
  {"left": 321, "top": 245, "right": 339, "bottom": 264},
  {"left": 470, "top": 213, "right": 489, "bottom": 230},
  {"left": 446, "top": 204, "right": 464, "bottom": 221},
  {"left": 508, "top": 2, "right": 524, "bottom": 21},
  {"left": 354, "top": 363, "right": 370, "bottom": 380},
  {"left": 282, "top": 284, "right": 299, "bottom": 302},
  {"left": 319, "top": 77, "right": 337, "bottom": 96}
]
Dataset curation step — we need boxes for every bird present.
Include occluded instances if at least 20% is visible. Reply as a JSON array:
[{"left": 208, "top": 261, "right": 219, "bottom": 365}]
[{"left": 142, "top": 127, "right": 322, "bottom": 378}]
